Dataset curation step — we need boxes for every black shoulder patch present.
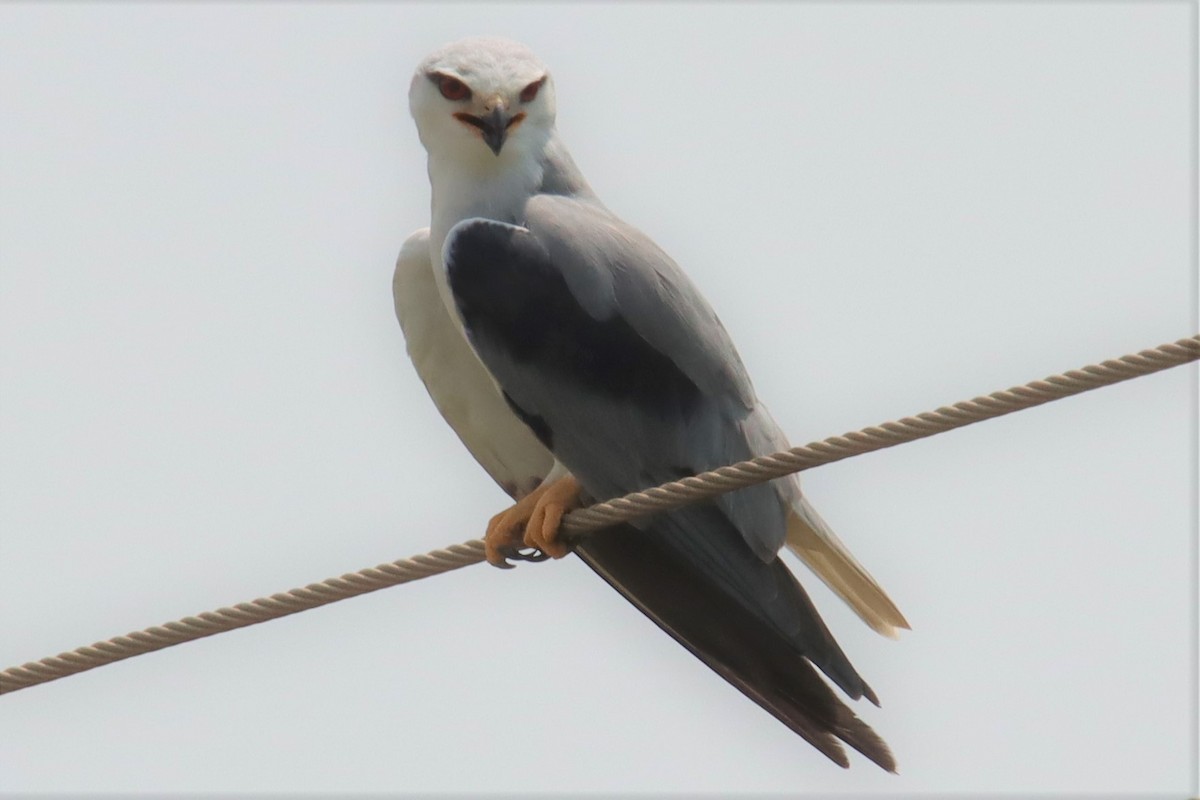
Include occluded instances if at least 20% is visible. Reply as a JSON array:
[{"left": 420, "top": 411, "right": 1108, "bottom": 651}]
[{"left": 446, "top": 220, "right": 701, "bottom": 420}]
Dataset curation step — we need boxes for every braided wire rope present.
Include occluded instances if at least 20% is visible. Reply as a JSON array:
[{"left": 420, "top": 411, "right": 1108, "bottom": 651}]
[{"left": 1, "top": 334, "right": 1195, "bottom": 695}]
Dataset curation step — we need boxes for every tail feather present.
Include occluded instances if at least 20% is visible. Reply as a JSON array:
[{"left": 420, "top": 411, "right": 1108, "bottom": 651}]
[
  {"left": 575, "top": 522, "right": 896, "bottom": 772},
  {"left": 787, "top": 497, "right": 910, "bottom": 639}
]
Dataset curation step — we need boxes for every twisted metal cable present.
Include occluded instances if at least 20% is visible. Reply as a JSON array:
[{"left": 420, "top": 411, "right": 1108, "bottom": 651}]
[
  {"left": 1, "top": 334, "right": 1195, "bottom": 696},
  {"left": 564, "top": 334, "right": 1200, "bottom": 533},
  {"left": 0, "top": 541, "right": 487, "bottom": 694}
]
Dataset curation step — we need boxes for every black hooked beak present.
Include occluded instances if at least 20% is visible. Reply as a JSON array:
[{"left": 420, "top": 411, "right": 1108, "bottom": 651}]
[{"left": 454, "top": 106, "right": 517, "bottom": 156}]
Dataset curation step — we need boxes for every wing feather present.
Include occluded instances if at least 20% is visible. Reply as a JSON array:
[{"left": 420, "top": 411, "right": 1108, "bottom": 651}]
[
  {"left": 523, "top": 194, "right": 755, "bottom": 410},
  {"left": 443, "top": 214, "right": 883, "bottom": 685},
  {"left": 445, "top": 209, "right": 787, "bottom": 561},
  {"left": 424, "top": 212, "right": 899, "bottom": 768}
]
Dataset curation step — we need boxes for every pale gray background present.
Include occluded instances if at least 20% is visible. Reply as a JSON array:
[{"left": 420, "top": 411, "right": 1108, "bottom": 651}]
[{"left": 0, "top": 2, "right": 1194, "bottom": 795}]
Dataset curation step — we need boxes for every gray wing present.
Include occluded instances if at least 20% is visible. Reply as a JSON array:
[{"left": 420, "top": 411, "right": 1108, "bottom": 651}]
[
  {"left": 523, "top": 194, "right": 756, "bottom": 411},
  {"left": 442, "top": 202, "right": 892, "bottom": 769},
  {"left": 445, "top": 194, "right": 789, "bottom": 562},
  {"left": 517, "top": 198, "right": 910, "bottom": 639}
]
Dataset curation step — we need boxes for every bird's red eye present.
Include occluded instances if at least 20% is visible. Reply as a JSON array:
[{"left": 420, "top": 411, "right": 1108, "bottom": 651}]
[
  {"left": 437, "top": 75, "right": 471, "bottom": 101},
  {"left": 519, "top": 77, "right": 545, "bottom": 104}
]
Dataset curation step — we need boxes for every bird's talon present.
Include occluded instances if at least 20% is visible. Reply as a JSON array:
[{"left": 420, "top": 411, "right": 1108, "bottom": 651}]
[
  {"left": 484, "top": 543, "right": 517, "bottom": 569},
  {"left": 509, "top": 547, "right": 550, "bottom": 562}
]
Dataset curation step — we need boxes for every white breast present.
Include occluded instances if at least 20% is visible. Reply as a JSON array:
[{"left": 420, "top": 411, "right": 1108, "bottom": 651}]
[{"left": 393, "top": 228, "right": 553, "bottom": 498}]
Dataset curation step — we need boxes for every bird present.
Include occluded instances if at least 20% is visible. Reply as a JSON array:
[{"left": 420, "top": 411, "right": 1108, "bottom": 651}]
[{"left": 393, "top": 36, "right": 908, "bottom": 771}]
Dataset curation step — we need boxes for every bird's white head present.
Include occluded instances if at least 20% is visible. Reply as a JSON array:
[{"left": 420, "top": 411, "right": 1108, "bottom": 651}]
[{"left": 410, "top": 37, "right": 557, "bottom": 169}]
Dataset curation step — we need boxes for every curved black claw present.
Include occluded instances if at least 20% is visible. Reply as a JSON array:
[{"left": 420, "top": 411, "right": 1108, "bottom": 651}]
[{"left": 506, "top": 546, "right": 550, "bottom": 563}]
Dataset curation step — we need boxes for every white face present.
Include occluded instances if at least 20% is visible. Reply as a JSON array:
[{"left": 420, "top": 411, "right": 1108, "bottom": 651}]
[{"left": 409, "top": 37, "right": 557, "bottom": 166}]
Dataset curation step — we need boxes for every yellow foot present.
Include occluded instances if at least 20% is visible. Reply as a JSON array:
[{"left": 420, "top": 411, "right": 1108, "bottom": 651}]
[
  {"left": 482, "top": 475, "right": 583, "bottom": 568},
  {"left": 523, "top": 475, "right": 582, "bottom": 560},
  {"left": 484, "top": 484, "right": 547, "bottom": 569}
]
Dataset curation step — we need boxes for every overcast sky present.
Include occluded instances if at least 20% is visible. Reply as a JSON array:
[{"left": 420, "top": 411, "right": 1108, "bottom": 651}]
[{"left": 0, "top": 2, "right": 1194, "bottom": 796}]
